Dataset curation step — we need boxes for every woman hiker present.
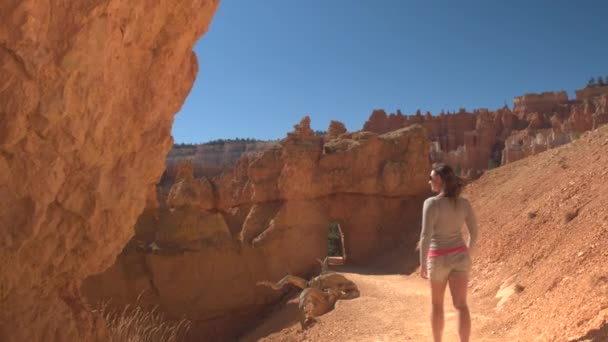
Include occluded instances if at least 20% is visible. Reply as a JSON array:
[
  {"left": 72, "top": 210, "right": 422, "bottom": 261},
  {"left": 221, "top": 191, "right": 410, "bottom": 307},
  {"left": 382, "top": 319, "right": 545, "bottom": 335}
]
[{"left": 419, "top": 164, "right": 478, "bottom": 342}]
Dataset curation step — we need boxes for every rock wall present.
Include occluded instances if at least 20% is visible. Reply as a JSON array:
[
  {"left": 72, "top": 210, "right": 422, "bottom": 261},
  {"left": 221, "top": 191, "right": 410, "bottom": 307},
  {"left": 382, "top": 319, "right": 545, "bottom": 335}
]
[
  {"left": 513, "top": 91, "right": 569, "bottom": 118},
  {"left": 575, "top": 85, "right": 608, "bottom": 101},
  {"left": 364, "top": 87, "right": 608, "bottom": 177},
  {"left": 82, "top": 119, "right": 431, "bottom": 340},
  {"left": 0, "top": 1, "right": 218, "bottom": 341},
  {"left": 503, "top": 93, "right": 608, "bottom": 165}
]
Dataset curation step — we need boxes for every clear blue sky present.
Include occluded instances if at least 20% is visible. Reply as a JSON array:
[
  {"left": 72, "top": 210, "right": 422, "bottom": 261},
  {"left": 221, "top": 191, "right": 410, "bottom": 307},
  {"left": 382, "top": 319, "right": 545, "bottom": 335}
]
[{"left": 172, "top": 0, "right": 608, "bottom": 143}]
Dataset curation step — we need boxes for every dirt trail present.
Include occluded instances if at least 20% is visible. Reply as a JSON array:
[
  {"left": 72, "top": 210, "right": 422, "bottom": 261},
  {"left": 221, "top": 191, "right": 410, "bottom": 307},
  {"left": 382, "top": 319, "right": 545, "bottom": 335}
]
[{"left": 240, "top": 269, "right": 509, "bottom": 342}]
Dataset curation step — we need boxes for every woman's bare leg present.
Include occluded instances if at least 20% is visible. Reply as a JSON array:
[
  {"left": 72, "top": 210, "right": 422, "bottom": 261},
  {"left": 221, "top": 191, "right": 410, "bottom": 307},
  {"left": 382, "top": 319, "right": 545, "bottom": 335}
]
[
  {"left": 430, "top": 279, "right": 448, "bottom": 342},
  {"left": 448, "top": 272, "right": 471, "bottom": 342}
]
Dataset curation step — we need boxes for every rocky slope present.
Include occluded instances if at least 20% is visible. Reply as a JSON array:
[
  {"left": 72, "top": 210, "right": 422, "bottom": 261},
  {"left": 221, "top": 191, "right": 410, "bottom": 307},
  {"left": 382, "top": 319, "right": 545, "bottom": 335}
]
[
  {"left": 466, "top": 123, "right": 608, "bottom": 341},
  {"left": 0, "top": 1, "right": 218, "bottom": 341},
  {"left": 363, "top": 86, "right": 608, "bottom": 177},
  {"left": 82, "top": 117, "right": 431, "bottom": 340}
]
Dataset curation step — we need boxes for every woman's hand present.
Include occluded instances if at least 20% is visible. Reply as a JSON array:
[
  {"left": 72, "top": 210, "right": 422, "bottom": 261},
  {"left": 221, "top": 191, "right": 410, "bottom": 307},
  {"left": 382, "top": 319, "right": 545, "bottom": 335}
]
[{"left": 420, "top": 264, "right": 428, "bottom": 279}]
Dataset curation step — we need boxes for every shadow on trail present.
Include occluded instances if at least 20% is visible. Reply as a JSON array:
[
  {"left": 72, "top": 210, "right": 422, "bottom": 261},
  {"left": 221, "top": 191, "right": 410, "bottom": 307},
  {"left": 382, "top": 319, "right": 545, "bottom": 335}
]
[
  {"left": 569, "top": 321, "right": 608, "bottom": 342},
  {"left": 332, "top": 243, "right": 420, "bottom": 276},
  {"left": 238, "top": 301, "right": 300, "bottom": 342}
]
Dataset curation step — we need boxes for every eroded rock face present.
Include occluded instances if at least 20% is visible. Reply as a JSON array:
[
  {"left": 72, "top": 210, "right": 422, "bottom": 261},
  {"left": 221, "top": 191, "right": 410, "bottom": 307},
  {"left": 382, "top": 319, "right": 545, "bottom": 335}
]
[
  {"left": 363, "top": 87, "right": 608, "bottom": 177},
  {"left": 575, "top": 85, "right": 608, "bottom": 101},
  {"left": 166, "top": 140, "right": 279, "bottom": 179},
  {"left": 513, "top": 91, "right": 569, "bottom": 118},
  {"left": 0, "top": 1, "right": 218, "bottom": 341},
  {"left": 502, "top": 128, "right": 571, "bottom": 164},
  {"left": 503, "top": 93, "right": 608, "bottom": 165},
  {"left": 82, "top": 121, "right": 430, "bottom": 340}
]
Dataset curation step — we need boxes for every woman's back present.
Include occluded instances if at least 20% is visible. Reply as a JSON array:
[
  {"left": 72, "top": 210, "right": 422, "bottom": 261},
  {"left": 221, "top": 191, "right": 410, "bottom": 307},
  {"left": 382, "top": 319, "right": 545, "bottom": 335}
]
[{"left": 420, "top": 195, "right": 477, "bottom": 260}]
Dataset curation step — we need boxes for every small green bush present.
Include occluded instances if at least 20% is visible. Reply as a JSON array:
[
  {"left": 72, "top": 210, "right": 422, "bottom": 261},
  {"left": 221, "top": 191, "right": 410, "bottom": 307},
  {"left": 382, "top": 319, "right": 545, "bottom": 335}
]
[
  {"left": 327, "top": 222, "right": 343, "bottom": 257},
  {"left": 570, "top": 132, "right": 581, "bottom": 140}
]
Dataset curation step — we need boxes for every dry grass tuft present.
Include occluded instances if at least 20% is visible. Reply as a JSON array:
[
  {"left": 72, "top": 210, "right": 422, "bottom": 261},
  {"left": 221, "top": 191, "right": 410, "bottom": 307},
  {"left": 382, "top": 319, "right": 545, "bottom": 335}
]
[{"left": 94, "top": 302, "right": 191, "bottom": 342}]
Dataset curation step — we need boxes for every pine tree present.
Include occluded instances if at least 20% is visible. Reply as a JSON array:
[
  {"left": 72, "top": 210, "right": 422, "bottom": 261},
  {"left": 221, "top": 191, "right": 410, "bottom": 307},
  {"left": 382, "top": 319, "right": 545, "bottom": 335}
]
[
  {"left": 598, "top": 76, "right": 605, "bottom": 86},
  {"left": 588, "top": 77, "right": 596, "bottom": 87}
]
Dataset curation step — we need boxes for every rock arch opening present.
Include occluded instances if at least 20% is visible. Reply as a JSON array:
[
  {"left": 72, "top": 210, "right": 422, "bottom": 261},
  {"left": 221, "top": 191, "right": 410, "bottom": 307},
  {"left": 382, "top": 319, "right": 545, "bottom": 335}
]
[{"left": 327, "top": 222, "right": 346, "bottom": 265}]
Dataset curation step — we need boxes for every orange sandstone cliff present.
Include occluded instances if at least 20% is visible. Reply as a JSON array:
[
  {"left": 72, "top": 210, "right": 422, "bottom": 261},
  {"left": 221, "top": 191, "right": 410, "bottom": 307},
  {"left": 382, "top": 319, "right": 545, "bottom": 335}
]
[{"left": 0, "top": 1, "right": 218, "bottom": 341}]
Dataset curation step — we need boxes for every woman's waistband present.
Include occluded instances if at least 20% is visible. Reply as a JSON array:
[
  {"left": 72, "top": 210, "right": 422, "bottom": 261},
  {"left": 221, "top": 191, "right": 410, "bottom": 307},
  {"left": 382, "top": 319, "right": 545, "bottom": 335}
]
[{"left": 428, "top": 245, "right": 468, "bottom": 258}]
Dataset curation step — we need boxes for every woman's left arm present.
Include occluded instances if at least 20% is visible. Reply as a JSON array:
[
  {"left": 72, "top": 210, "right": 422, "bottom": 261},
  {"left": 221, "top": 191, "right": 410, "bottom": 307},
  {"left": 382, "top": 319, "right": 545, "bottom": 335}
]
[
  {"left": 465, "top": 199, "right": 478, "bottom": 252},
  {"left": 419, "top": 198, "right": 437, "bottom": 277}
]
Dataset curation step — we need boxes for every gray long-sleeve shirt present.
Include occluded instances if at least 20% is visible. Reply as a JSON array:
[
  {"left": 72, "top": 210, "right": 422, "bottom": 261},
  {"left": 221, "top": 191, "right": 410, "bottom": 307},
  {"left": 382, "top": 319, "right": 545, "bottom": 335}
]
[{"left": 419, "top": 195, "right": 478, "bottom": 264}]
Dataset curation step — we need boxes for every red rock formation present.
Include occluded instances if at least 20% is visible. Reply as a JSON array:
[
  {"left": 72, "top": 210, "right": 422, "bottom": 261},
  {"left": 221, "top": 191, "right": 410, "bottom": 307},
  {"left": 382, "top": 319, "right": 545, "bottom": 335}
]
[
  {"left": 364, "top": 109, "right": 478, "bottom": 153},
  {"left": 167, "top": 172, "right": 215, "bottom": 210},
  {"left": 292, "top": 115, "right": 315, "bottom": 138},
  {"left": 327, "top": 120, "right": 347, "bottom": 139},
  {"left": 513, "top": 91, "right": 569, "bottom": 119},
  {"left": 362, "top": 109, "right": 390, "bottom": 133},
  {"left": 501, "top": 91, "right": 608, "bottom": 166},
  {"left": 502, "top": 128, "right": 570, "bottom": 164},
  {"left": 363, "top": 86, "right": 608, "bottom": 177},
  {"left": 593, "top": 95, "right": 608, "bottom": 128},
  {"left": 575, "top": 85, "right": 608, "bottom": 100},
  {"left": 82, "top": 120, "right": 431, "bottom": 340},
  {"left": 0, "top": 1, "right": 218, "bottom": 341}
]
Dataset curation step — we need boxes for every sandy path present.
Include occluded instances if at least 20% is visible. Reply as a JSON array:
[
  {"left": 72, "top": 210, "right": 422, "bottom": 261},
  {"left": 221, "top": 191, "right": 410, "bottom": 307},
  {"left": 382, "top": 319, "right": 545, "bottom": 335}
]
[{"left": 240, "top": 270, "right": 506, "bottom": 342}]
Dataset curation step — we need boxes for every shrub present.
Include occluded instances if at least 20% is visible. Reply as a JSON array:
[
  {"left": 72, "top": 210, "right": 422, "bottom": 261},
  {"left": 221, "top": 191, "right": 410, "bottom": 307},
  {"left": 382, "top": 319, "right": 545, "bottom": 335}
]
[
  {"left": 487, "top": 159, "right": 500, "bottom": 170},
  {"left": 94, "top": 303, "right": 191, "bottom": 342},
  {"left": 327, "top": 222, "right": 343, "bottom": 257},
  {"left": 570, "top": 131, "right": 581, "bottom": 140}
]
